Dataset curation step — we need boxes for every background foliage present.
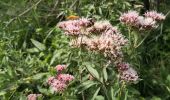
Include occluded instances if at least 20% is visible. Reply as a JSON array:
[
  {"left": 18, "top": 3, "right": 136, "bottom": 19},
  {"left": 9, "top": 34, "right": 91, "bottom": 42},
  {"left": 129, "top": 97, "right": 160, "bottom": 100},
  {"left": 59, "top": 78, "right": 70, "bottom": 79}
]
[{"left": 0, "top": 0, "right": 170, "bottom": 100}]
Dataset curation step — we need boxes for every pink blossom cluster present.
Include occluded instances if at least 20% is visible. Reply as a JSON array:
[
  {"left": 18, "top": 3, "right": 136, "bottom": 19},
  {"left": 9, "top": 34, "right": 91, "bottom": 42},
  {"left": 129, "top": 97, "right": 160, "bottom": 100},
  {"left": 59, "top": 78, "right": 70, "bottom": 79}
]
[
  {"left": 137, "top": 17, "right": 157, "bottom": 30},
  {"left": 47, "top": 65, "right": 74, "bottom": 92},
  {"left": 120, "top": 10, "right": 166, "bottom": 30},
  {"left": 55, "top": 65, "right": 66, "bottom": 72},
  {"left": 27, "top": 94, "right": 42, "bottom": 100},
  {"left": 90, "top": 32, "right": 127, "bottom": 58},
  {"left": 144, "top": 11, "right": 166, "bottom": 21},
  {"left": 119, "top": 11, "right": 140, "bottom": 27},
  {"left": 117, "top": 62, "right": 138, "bottom": 82},
  {"left": 57, "top": 18, "right": 94, "bottom": 36},
  {"left": 68, "top": 20, "right": 128, "bottom": 58}
]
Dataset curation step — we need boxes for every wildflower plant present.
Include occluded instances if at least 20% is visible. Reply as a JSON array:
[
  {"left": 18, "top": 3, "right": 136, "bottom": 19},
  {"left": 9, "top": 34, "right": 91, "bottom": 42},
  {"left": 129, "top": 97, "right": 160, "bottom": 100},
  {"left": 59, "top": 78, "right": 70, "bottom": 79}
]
[
  {"left": 55, "top": 10, "right": 166, "bottom": 99},
  {"left": 0, "top": 0, "right": 169, "bottom": 100}
]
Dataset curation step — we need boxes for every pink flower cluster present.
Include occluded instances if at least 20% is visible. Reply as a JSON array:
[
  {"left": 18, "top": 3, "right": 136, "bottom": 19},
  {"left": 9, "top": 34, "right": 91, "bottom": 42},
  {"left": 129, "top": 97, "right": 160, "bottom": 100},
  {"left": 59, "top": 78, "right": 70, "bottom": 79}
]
[
  {"left": 120, "top": 10, "right": 165, "bottom": 30},
  {"left": 27, "top": 94, "right": 42, "bottom": 100},
  {"left": 57, "top": 18, "right": 94, "bottom": 36},
  {"left": 47, "top": 65, "right": 74, "bottom": 92},
  {"left": 119, "top": 11, "right": 139, "bottom": 26},
  {"left": 117, "top": 62, "right": 138, "bottom": 82},
  {"left": 68, "top": 20, "right": 128, "bottom": 58},
  {"left": 144, "top": 11, "right": 166, "bottom": 21},
  {"left": 90, "top": 32, "right": 127, "bottom": 58},
  {"left": 55, "top": 65, "right": 66, "bottom": 72}
]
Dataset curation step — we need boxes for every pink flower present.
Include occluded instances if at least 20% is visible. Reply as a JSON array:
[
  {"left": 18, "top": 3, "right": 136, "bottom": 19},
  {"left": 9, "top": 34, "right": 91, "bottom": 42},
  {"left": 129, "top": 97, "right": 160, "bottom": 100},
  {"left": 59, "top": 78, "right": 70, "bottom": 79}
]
[
  {"left": 57, "top": 74, "right": 74, "bottom": 83},
  {"left": 120, "top": 67, "right": 138, "bottom": 82},
  {"left": 138, "top": 17, "right": 157, "bottom": 30},
  {"left": 50, "top": 79, "right": 67, "bottom": 92},
  {"left": 47, "top": 67, "right": 74, "bottom": 92},
  {"left": 119, "top": 11, "right": 139, "bottom": 26},
  {"left": 93, "top": 21, "right": 113, "bottom": 32},
  {"left": 117, "top": 62, "right": 130, "bottom": 71},
  {"left": 79, "top": 18, "right": 94, "bottom": 27},
  {"left": 86, "top": 37, "right": 99, "bottom": 51},
  {"left": 55, "top": 65, "right": 66, "bottom": 72},
  {"left": 47, "top": 76, "right": 55, "bottom": 85},
  {"left": 57, "top": 18, "right": 93, "bottom": 36},
  {"left": 27, "top": 94, "right": 42, "bottom": 100},
  {"left": 104, "top": 27, "right": 119, "bottom": 36},
  {"left": 144, "top": 11, "right": 166, "bottom": 21}
]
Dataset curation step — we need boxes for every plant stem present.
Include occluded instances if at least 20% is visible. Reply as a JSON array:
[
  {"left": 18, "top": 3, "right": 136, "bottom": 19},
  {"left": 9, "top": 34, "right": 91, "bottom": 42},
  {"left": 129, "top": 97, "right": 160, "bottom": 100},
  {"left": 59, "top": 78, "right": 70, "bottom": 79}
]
[
  {"left": 79, "top": 35, "right": 85, "bottom": 100},
  {"left": 135, "top": 32, "right": 150, "bottom": 48}
]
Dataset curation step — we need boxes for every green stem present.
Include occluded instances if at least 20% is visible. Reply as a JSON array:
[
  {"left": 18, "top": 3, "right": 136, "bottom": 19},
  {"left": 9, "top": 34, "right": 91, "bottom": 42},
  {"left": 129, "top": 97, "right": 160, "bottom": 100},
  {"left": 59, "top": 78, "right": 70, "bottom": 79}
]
[
  {"left": 134, "top": 32, "right": 150, "bottom": 48},
  {"left": 103, "top": 84, "right": 110, "bottom": 100},
  {"left": 79, "top": 35, "right": 85, "bottom": 100},
  {"left": 128, "top": 27, "right": 131, "bottom": 45}
]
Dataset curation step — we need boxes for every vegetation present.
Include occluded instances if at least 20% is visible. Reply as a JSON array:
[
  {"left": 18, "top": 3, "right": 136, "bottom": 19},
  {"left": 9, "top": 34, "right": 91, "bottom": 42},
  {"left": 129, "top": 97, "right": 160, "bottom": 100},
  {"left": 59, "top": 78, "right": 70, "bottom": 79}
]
[{"left": 0, "top": 0, "right": 170, "bottom": 100}]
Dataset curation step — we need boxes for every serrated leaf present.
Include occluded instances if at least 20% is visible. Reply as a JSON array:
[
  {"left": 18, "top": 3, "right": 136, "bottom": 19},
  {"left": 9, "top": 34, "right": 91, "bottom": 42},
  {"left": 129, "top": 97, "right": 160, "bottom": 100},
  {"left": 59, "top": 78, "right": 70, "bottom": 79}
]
[{"left": 31, "top": 39, "right": 46, "bottom": 51}]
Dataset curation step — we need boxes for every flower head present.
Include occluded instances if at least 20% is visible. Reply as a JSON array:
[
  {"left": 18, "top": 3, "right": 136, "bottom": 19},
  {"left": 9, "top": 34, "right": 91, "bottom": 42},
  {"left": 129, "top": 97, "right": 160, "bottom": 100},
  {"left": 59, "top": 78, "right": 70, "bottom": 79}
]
[
  {"left": 57, "top": 74, "right": 74, "bottom": 83},
  {"left": 27, "top": 94, "right": 42, "bottom": 100},
  {"left": 55, "top": 65, "right": 66, "bottom": 72},
  {"left": 119, "top": 11, "right": 139, "bottom": 26},
  {"left": 120, "top": 67, "right": 138, "bottom": 83},
  {"left": 144, "top": 11, "right": 166, "bottom": 21},
  {"left": 47, "top": 65, "right": 74, "bottom": 93},
  {"left": 138, "top": 17, "right": 157, "bottom": 30},
  {"left": 117, "top": 62, "right": 130, "bottom": 71},
  {"left": 47, "top": 76, "right": 55, "bottom": 85},
  {"left": 57, "top": 18, "right": 94, "bottom": 36},
  {"left": 50, "top": 79, "right": 67, "bottom": 92}
]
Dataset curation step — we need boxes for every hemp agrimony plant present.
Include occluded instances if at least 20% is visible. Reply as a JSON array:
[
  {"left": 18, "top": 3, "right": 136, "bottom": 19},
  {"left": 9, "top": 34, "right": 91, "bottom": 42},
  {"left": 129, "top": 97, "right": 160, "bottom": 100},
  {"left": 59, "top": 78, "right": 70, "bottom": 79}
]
[{"left": 44, "top": 10, "right": 166, "bottom": 100}]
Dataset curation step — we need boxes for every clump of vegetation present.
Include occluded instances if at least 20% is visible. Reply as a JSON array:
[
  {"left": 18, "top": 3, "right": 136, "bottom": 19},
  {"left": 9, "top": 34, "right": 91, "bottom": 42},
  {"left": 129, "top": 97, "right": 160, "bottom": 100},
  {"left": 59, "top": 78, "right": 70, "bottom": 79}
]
[{"left": 0, "top": 0, "right": 170, "bottom": 100}]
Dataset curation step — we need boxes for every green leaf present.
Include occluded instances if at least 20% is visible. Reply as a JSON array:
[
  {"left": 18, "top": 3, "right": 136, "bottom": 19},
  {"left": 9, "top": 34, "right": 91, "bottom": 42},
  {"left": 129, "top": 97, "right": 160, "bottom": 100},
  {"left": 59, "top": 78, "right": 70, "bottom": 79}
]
[
  {"left": 103, "top": 68, "right": 108, "bottom": 81},
  {"left": 166, "top": 75, "right": 170, "bottom": 82},
  {"left": 77, "top": 80, "right": 98, "bottom": 94},
  {"left": 27, "top": 48, "right": 39, "bottom": 53},
  {"left": 31, "top": 39, "right": 46, "bottom": 51},
  {"left": 0, "top": 91, "right": 6, "bottom": 96},
  {"left": 92, "top": 87, "right": 100, "bottom": 100},
  {"left": 31, "top": 73, "right": 48, "bottom": 80},
  {"left": 95, "top": 95, "right": 105, "bottom": 100},
  {"left": 83, "top": 62, "right": 100, "bottom": 79},
  {"left": 37, "top": 86, "right": 50, "bottom": 95}
]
